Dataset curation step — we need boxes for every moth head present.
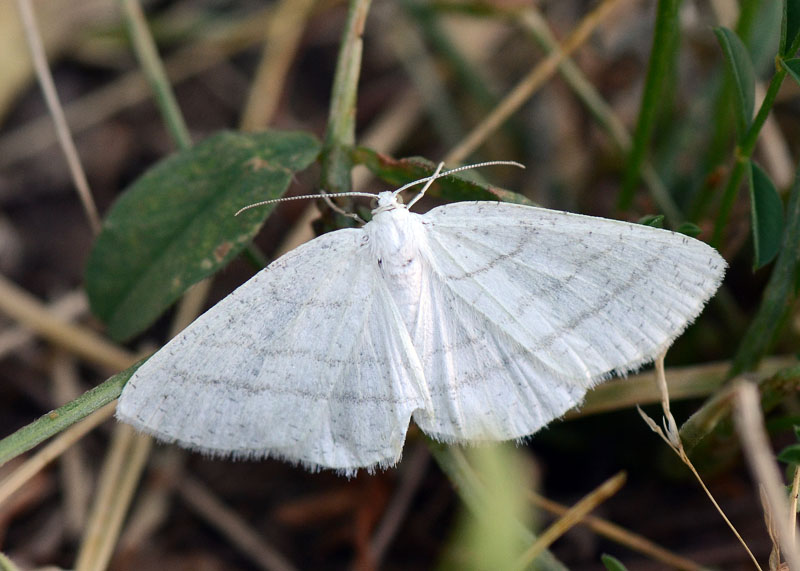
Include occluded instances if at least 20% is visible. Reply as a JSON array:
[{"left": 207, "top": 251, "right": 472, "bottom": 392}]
[{"left": 372, "top": 191, "right": 404, "bottom": 215}]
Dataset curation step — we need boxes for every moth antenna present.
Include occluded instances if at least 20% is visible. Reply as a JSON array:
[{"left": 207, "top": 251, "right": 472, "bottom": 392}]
[
  {"left": 405, "top": 162, "right": 445, "bottom": 209},
  {"left": 396, "top": 160, "right": 525, "bottom": 209},
  {"left": 320, "top": 191, "right": 366, "bottom": 224},
  {"left": 235, "top": 191, "right": 377, "bottom": 216},
  {"left": 236, "top": 160, "right": 525, "bottom": 216}
]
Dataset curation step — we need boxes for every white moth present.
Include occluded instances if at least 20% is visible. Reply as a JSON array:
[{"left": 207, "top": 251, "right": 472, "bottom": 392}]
[{"left": 116, "top": 162, "right": 726, "bottom": 475}]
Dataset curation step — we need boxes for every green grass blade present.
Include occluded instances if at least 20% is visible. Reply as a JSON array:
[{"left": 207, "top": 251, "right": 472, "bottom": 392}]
[{"left": 617, "top": 0, "right": 680, "bottom": 210}]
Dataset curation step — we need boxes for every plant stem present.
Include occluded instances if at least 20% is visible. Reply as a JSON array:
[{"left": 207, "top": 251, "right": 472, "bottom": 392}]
[
  {"left": 0, "top": 365, "right": 139, "bottom": 468},
  {"left": 321, "top": 0, "right": 372, "bottom": 194},
  {"left": 711, "top": 23, "right": 800, "bottom": 246},
  {"left": 118, "top": 0, "right": 192, "bottom": 150}
]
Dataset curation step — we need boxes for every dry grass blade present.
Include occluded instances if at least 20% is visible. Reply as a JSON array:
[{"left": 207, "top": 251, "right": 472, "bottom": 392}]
[
  {"left": 444, "top": 0, "right": 628, "bottom": 164},
  {"left": 517, "top": 6, "right": 682, "bottom": 223},
  {"left": 733, "top": 381, "right": 800, "bottom": 570},
  {"left": 760, "top": 485, "right": 782, "bottom": 571},
  {"left": 0, "top": 274, "right": 136, "bottom": 372},
  {"left": 240, "top": 0, "right": 316, "bottom": 130},
  {"left": 790, "top": 467, "right": 800, "bottom": 554},
  {"left": 0, "top": 7, "right": 279, "bottom": 168},
  {"left": 527, "top": 491, "right": 705, "bottom": 570},
  {"left": 0, "top": 290, "right": 87, "bottom": 360},
  {"left": 74, "top": 425, "right": 152, "bottom": 571},
  {"left": 514, "top": 472, "right": 627, "bottom": 570},
  {"left": 574, "top": 355, "right": 795, "bottom": 418},
  {"left": 179, "top": 476, "right": 298, "bottom": 571},
  {"left": 14, "top": 0, "right": 100, "bottom": 233},
  {"left": 51, "top": 353, "right": 92, "bottom": 536},
  {"left": 638, "top": 355, "right": 763, "bottom": 570},
  {"left": 117, "top": 448, "right": 185, "bottom": 556}
]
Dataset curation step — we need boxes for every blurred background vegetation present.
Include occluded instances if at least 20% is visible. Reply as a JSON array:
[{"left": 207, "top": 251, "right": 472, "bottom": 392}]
[{"left": 2, "top": 0, "right": 800, "bottom": 569}]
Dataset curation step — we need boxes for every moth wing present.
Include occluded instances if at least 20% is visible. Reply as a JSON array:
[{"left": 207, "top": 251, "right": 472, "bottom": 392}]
[
  {"left": 411, "top": 201, "right": 725, "bottom": 441},
  {"left": 117, "top": 228, "right": 427, "bottom": 474}
]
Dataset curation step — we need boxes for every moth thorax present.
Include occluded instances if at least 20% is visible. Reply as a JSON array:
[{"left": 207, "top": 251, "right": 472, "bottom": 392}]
[{"left": 367, "top": 208, "right": 427, "bottom": 330}]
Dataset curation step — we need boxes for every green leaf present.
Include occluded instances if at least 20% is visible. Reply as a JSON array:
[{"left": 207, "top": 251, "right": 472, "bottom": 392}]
[
  {"left": 729, "top": 161, "right": 800, "bottom": 377},
  {"left": 352, "top": 147, "right": 534, "bottom": 205},
  {"left": 749, "top": 161, "right": 784, "bottom": 269},
  {"left": 714, "top": 27, "right": 756, "bottom": 134},
  {"left": 676, "top": 221, "right": 701, "bottom": 237},
  {"left": 781, "top": 58, "right": 800, "bottom": 87},
  {"left": 638, "top": 214, "right": 664, "bottom": 228},
  {"left": 0, "top": 362, "right": 141, "bottom": 467},
  {"left": 782, "top": 0, "right": 800, "bottom": 56},
  {"left": 794, "top": 425, "right": 800, "bottom": 441},
  {"left": 86, "top": 130, "right": 321, "bottom": 341},
  {"left": 778, "top": 443, "right": 800, "bottom": 464},
  {"left": 601, "top": 554, "right": 628, "bottom": 571}
]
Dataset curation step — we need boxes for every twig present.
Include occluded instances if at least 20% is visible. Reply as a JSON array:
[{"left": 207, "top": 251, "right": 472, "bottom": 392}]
[
  {"left": 117, "top": 448, "right": 185, "bottom": 555},
  {"left": 761, "top": 485, "right": 782, "bottom": 571},
  {"left": 14, "top": 0, "right": 100, "bottom": 234}
]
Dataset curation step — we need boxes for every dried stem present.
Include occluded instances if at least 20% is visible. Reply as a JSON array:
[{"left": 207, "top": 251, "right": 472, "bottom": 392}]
[
  {"left": 14, "top": 0, "right": 100, "bottom": 233},
  {"left": 638, "top": 355, "right": 762, "bottom": 570},
  {"left": 515, "top": 472, "right": 626, "bottom": 570}
]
